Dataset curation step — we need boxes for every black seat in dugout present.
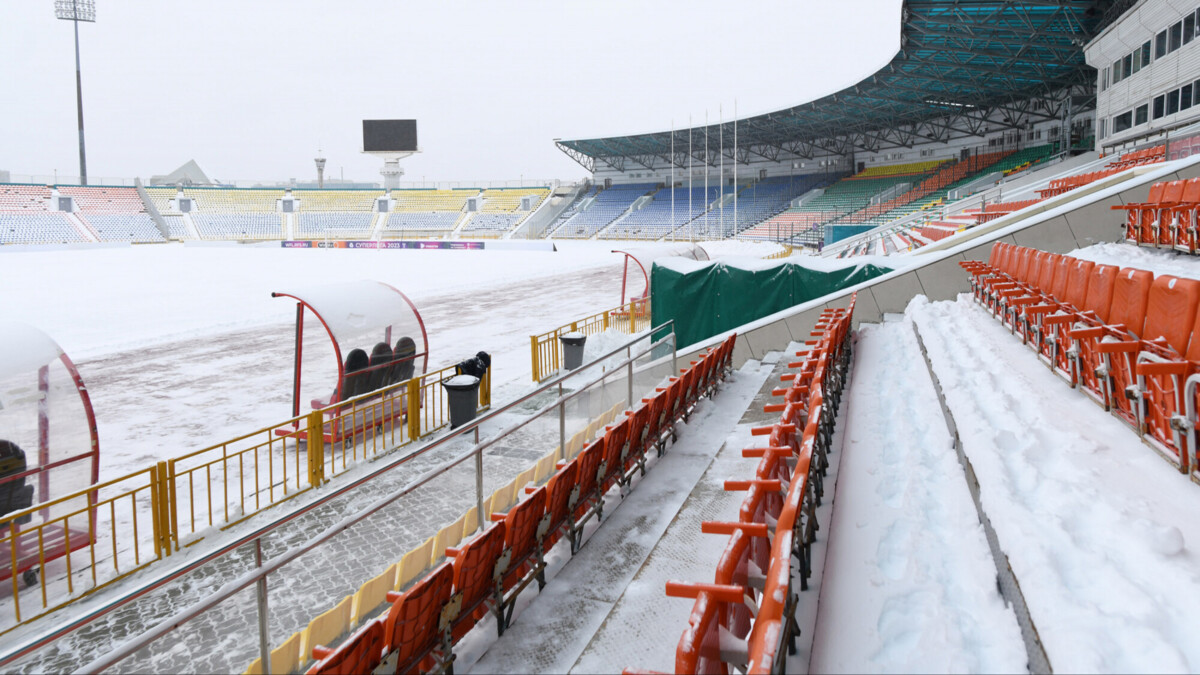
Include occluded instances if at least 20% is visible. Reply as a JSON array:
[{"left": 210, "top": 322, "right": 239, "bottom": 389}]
[
  {"left": 390, "top": 336, "right": 417, "bottom": 385},
  {"left": 339, "top": 348, "right": 371, "bottom": 403},
  {"left": 364, "top": 342, "right": 393, "bottom": 394},
  {"left": 0, "top": 440, "right": 34, "bottom": 526}
]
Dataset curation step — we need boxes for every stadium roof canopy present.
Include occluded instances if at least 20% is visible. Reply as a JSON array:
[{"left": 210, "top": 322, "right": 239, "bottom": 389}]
[{"left": 557, "top": 0, "right": 1128, "bottom": 173}]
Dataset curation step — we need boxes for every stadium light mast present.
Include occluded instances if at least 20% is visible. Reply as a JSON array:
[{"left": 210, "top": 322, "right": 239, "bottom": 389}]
[{"left": 55, "top": 0, "right": 94, "bottom": 186}]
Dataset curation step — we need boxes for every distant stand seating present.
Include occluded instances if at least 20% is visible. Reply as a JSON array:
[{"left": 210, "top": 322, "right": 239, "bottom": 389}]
[
  {"left": 549, "top": 183, "right": 656, "bottom": 239},
  {"left": 830, "top": 143, "right": 1164, "bottom": 260},
  {"left": 83, "top": 214, "right": 164, "bottom": 243},
  {"left": 603, "top": 185, "right": 724, "bottom": 240},
  {"left": 383, "top": 212, "right": 461, "bottom": 234},
  {"left": 0, "top": 213, "right": 86, "bottom": 244},
  {"left": 462, "top": 213, "right": 523, "bottom": 233},
  {"left": 0, "top": 185, "right": 51, "bottom": 212},
  {"left": 192, "top": 213, "right": 283, "bottom": 240},
  {"left": 295, "top": 213, "right": 374, "bottom": 238},
  {"left": 294, "top": 190, "right": 382, "bottom": 212}
]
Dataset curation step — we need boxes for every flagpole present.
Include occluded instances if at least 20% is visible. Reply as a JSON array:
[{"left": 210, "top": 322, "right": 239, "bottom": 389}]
[
  {"left": 719, "top": 104, "right": 724, "bottom": 239},
  {"left": 670, "top": 119, "right": 675, "bottom": 243},
  {"left": 734, "top": 98, "right": 738, "bottom": 238},
  {"left": 704, "top": 109, "right": 708, "bottom": 243},
  {"left": 689, "top": 114, "right": 693, "bottom": 246}
]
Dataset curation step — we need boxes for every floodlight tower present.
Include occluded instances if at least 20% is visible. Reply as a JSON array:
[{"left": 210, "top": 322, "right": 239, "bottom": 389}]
[{"left": 54, "top": 0, "right": 95, "bottom": 186}]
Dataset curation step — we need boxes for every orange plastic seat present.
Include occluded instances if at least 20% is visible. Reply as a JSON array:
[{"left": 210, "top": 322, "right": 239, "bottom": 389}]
[
  {"left": 446, "top": 521, "right": 506, "bottom": 640},
  {"left": 382, "top": 562, "right": 453, "bottom": 675},
  {"left": 307, "top": 619, "right": 385, "bottom": 675}
]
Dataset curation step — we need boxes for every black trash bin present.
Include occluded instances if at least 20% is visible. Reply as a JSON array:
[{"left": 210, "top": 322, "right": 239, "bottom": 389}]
[
  {"left": 442, "top": 374, "right": 481, "bottom": 430},
  {"left": 560, "top": 332, "right": 587, "bottom": 371}
]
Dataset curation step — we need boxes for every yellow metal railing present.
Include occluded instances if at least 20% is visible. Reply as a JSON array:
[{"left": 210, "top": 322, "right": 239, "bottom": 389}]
[
  {"left": 529, "top": 298, "right": 651, "bottom": 382},
  {"left": 764, "top": 245, "right": 794, "bottom": 260},
  {"left": 0, "top": 361, "right": 491, "bottom": 635},
  {"left": 1, "top": 466, "right": 161, "bottom": 631}
]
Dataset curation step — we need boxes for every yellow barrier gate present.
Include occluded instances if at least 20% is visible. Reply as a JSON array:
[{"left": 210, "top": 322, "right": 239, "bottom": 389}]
[
  {"left": 0, "top": 361, "right": 491, "bottom": 636},
  {"left": 529, "top": 298, "right": 651, "bottom": 382}
]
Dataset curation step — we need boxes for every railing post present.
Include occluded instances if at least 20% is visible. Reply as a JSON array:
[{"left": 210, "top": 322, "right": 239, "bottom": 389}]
[
  {"left": 558, "top": 381, "right": 566, "bottom": 461},
  {"left": 530, "top": 335, "right": 540, "bottom": 383},
  {"left": 480, "top": 368, "right": 491, "bottom": 409},
  {"left": 629, "top": 300, "right": 635, "bottom": 333},
  {"left": 407, "top": 378, "right": 421, "bottom": 441},
  {"left": 306, "top": 411, "right": 325, "bottom": 487},
  {"left": 474, "top": 428, "right": 484, "bottom": 535},
  {"left": 154, "top": 461, "right": 173, "bottom": 557},
  {"left": 255, "top": 538, "right": 271, "bottom": 675},
  {"left": 627, "top": 354, "right": 634, "bottom": 408}
]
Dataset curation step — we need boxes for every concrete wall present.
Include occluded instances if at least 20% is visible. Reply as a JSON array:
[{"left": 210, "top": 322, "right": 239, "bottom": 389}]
[{"left": 672, "top": 155, "right": 1200, "bottom": 369}]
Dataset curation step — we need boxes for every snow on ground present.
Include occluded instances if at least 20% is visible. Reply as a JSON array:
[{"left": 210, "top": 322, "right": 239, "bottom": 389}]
[
  {"left": 911, "top": 294, "right": 1200, "bottom": 673},
  {"left": 0, "top": 241, "right": 626, "bottom": 360},
  {"left": 810, "top": 316, "right": 1025, "bottom": 674},
  {"left": 693, "top": 239, "right": 784, "bottom": 258},
  {"left": 1069, "top": 241, "right": 1200, "bottom": 281},
  {"left": 0, "top": 241, "right": 672, "bottom": 479}
]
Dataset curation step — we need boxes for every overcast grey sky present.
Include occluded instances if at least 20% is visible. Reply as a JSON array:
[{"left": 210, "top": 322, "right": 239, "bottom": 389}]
[{"left": 0, "top": 1, "right": 902, "bottom": 184}]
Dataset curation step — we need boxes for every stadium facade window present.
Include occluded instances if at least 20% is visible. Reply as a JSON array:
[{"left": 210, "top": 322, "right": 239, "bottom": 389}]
[
  {"left": 1132, "top": 47, "right": 1142, "bottom": 74},
  {"left": 1154, "top": 94, "right": 1166, "bottom": 119},
  {"left": 1184, "top": 84, "right": 1194, "bottom": 110},
  {"left": 1195, "top": 79, "right": 1200, "bottom": 104},
  {"left": 1113, "top": 111, "right": 1134, "bottom": 133},
  {"left": 1171, "top": 22, "right": 1183, "bottom": 52},
  {"left": 1157, "top": 29, "right": 1168, "bottom": 58},
  {"left": 1187, "top": 14, "right": 1196, "bottom": 44},
  {"left": 1136, "top": 104, "right": 1149, "bottom": 125},
  {"left": 1143, "top": 40, "right": 1152, "bottom": 66},
  {"left": 1123, "top": 54, "right": 1133, "bottom": 76},
  {"left": 1099, "top": 118, "right": 1107, "bottom": 139},
  {"left": 1168, "top": 89, "right": 1181, "bottom": 115}
]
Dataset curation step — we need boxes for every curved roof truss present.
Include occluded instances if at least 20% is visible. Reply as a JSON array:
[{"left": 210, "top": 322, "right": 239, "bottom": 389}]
[{"left": 557, "top": 1, "right": 1115, "bottom": 173}]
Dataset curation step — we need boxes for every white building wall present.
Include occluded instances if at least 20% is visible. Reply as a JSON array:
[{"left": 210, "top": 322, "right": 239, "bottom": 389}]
[{"left": 1088, "top": 0, "right": 1200, "bottom": 148}]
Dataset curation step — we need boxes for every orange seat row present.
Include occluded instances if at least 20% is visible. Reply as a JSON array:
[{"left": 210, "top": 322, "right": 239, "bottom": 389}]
[
  {"left": 303, "top": 335, "right": 740, "bottom": 674},
  {"left": 626, "top": 296, "right": 857, "bottom": 675},
  {"left": 1112, "top": 177, "right": 1200, "bottom": 254},
  {"left": 962, "top": 243, "right": 1200, "bottom": 478}
]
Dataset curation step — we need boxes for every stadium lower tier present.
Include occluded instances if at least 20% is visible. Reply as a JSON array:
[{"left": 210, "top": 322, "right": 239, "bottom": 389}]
[
  {"left": 0, "top": 212, "right": 86, "bottom": 244},
  {"left": 192, "top": 213, "right": 284, "bottom": 240}
]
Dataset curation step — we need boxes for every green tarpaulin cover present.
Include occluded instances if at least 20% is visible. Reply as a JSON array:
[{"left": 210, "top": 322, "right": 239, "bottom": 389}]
[{"left": 651, "top": 257, "right": 893, "bottom": 348}]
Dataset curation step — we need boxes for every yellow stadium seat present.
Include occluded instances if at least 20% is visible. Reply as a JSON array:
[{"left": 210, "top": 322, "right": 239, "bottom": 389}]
[
  {"left": 462, "top": 506, "right": 478, "bottom": 536},
  {"left": 351, "top": 564, "right": 397, "bottom": 626},
  {"left": 300, "top": 596, "right": 352, "bottom": 666},
  {"left": 397, "top": 537, "right": 433, "bottom": 590}
]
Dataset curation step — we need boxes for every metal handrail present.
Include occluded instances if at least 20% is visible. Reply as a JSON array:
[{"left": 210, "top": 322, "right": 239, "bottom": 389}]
[
  {"left": 1, "top": 321, "right": 674, "bottom": 671},
  {"left": 77, "top": 328, "right": 677, "bottom": 674}
]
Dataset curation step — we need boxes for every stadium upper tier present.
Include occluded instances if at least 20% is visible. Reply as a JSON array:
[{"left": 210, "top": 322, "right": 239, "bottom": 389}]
[
  {"left": 293, "top": 190, "right": 382, "bottom": 212},
  {"left": 390, "top": 189, "right": 476, "bottom": 212},
  {"left": 57, "top": 186, "right": 145, "bottom": 214},
  {"left": 555, "top": 1, "right": 1112, "bottom": 174},
  {"left": 479, "top": 188, "right": 549, "bottom": 213},
  {"left": 182, "top": 188, "right": 282, "bottom": 213}
]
